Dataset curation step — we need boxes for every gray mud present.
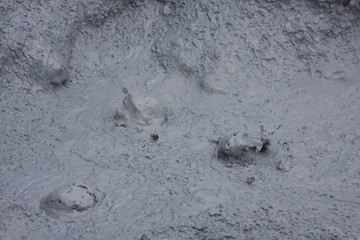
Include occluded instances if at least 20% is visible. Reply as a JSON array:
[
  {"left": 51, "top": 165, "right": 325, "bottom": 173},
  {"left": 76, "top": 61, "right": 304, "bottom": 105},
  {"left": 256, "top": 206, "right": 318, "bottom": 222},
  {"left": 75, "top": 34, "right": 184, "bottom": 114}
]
[{"left": 1, "top": 0, "right": 360, "bottom": 239}]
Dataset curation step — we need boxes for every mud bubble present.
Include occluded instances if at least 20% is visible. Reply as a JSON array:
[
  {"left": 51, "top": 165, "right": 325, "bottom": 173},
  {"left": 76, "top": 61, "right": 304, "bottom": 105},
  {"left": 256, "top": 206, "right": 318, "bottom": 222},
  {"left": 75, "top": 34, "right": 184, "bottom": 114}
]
[
  {"left": 40, "top": 183, "right": 100, "bottom": 218},
  {"left": 216, "top": 131, "right": 270, "bottom": 167},
  {"left": 114, "top": 88, "right": 166, "bottom": 126},
  {"left": 44, "top": 62, "right": 69, "bottom": 86}
]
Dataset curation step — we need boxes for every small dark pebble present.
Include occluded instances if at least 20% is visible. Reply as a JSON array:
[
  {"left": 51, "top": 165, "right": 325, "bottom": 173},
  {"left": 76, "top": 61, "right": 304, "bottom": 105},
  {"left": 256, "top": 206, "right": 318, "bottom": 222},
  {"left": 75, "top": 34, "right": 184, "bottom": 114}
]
[
  {"left": 151, "top": 134, "right": 159, "bottom": 141},
  {"left": 247, "top": 177, "right": 255, "bottom": 185}
]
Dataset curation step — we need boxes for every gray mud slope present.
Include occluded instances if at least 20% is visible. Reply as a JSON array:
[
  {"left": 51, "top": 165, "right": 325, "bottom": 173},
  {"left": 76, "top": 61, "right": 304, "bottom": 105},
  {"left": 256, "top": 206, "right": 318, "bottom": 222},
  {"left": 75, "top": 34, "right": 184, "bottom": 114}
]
[{"left": 1, "top": 0, "right": 360, "bottom": 239}]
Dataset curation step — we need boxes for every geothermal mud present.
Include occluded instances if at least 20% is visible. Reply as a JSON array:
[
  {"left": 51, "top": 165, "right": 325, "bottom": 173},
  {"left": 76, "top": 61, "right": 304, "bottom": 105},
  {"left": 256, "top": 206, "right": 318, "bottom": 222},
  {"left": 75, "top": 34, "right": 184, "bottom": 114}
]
[{"left": 1, "top": 0, "right": 360, "bottom": 239}]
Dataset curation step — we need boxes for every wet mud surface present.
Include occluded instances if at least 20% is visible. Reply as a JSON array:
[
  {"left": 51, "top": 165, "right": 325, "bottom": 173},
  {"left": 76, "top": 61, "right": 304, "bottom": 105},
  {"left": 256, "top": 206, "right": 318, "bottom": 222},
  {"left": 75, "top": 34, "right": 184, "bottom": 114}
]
[{"left": 1, "top": 0, "right": 360, "bottom": 239}]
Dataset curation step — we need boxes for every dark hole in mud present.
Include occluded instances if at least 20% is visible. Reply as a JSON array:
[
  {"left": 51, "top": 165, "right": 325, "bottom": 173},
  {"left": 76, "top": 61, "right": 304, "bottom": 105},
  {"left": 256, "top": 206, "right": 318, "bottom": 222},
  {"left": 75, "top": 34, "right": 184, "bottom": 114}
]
[{"left": 151, "top": 133, "right": 159, "bottom": 141}]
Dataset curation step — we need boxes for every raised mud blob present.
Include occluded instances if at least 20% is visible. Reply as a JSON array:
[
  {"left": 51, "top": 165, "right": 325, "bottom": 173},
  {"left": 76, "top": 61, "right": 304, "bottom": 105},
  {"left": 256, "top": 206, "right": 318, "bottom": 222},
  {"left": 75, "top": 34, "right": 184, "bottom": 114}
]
[
  {"left": 44, "top": 56, "right": 70, "bottom": 86},
  {"left": 162, "top": 2, "right": 176, "bottom": 16},
  {"left": 114, "top": 88, "right": 166, "bottom": 127},
  {"left": 40, "top": 183, "right": 99, "bottom": 218},
  {"left": 121, "top": 87, "right": 150, "bottom": 125},
  {"left": 19, "top": 34, "right": 71, "bottom": 87},
  {"left": 215, "top": 132, "right": 270, "bottom": 167}
]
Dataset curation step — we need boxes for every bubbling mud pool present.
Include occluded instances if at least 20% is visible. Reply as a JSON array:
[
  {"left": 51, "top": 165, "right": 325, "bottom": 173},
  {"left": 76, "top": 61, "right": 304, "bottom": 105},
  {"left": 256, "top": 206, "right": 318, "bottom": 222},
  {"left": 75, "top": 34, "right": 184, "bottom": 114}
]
[{"left": 1, "top": 0, "right": 360, "bottom": 239}]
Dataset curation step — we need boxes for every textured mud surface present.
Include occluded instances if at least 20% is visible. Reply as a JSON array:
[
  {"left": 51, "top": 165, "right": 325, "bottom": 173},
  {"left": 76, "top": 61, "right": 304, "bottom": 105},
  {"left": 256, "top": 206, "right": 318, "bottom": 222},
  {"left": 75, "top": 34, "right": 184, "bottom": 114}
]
[{"left": 1, "top": 0, "right": 360, "bottom": 239}]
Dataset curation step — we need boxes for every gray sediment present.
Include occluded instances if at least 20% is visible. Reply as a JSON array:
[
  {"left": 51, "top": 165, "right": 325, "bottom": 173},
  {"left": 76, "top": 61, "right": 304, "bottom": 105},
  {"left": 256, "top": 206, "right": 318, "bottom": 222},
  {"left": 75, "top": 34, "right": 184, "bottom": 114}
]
[{"left": 1, "top": 0, "right": 359, "bottom": 239}]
